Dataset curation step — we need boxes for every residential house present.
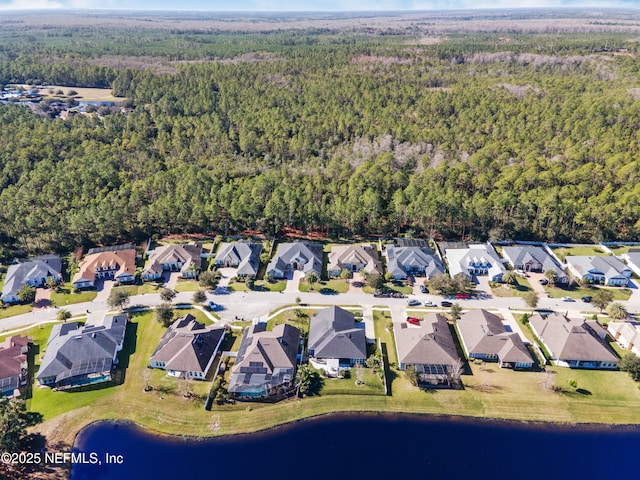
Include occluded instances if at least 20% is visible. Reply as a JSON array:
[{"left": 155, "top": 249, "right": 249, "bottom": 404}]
[
  {"left": 72, "top": 245, "right": 136, "bottom": 288},
  {"left": 501, "top": 245, "right": 568, "bottom": 283},
  {"left": 445, "top": 244, "right": 505, "bottom": 282},
  {"left": 385, "top": 245, "right": 445, "bottom": 280},
  {"left": 36, "top": 314, "right": 127, "bottom": 389},
  {"left": 1, "top": 255, "right": 62, "bottom": 304},
  {"left": 215, "top": 242, "right": 263, "bottom": 277},
  {"left": 149, "top": 314, "right": 225, "bottom": 380},
  {"left": 228, "top": 323, "right": 301, "bottom": 400},
  {"left": 529, "top": 313, "right": 618, "bottom": 369},
  {"left": 622, "top": 250, "right": 640, "bottom": 278},
  {"left": 457, "top": 310, "right": 534, "bottom": 369},
  {"left": 394, "top": 313, "right": 461, "bottom": 385},
  {"left": 308, "top": 306, "right": 367, "bottom": 375},
  {"left": 142, "top": 242, "right": 203, "bottom": 281},
  {"left": 608, "top": 321, "right": 640, "bottom": 357},
  {"left": 266, "top": 242, "right": 323, "bottom": 279},
  {"left": 327, "top": 244, "right": 382, "bottom": 277},
  {"left": 565, "top": 255, "right": 632, "bottom": 286},
  {"left": 0, "top": 336, "right": 29, "bottom": 398}
]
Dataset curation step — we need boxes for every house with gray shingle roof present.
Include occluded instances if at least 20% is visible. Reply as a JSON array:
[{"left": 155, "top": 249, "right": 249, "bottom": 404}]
[
  {"left": 36, "top": 314, "right": 127, "bottom": 389},
  {"left": 394, "top": 313, "right": 461, "bottom": 385},
  {"left": 215, "top": 242, "right": 262, "bottom": 277},
  {"left": 149, "top": 314, "right": 225, "bottom": 380},
  {"left": 445, "top": 244, "right": 505, "bottom": 282},
  {"left": 266, "top": 242, "right": 323, "bottom": 279},
  {"left": 1, "top": 255, "right": 62, "bottom": 304},
  {"left": 385, "top": 245, "right": 444, "bottom": 280},
  {"left": 142, "top": 242, "right": 202, "bottom": 281},
  {"left": 308, "top": 306, "right": 366, "bottom": 375},
  {"left": 457, "top": 310, "right": 533, "bottom": 369},
  {"left": 565, "top": 255, "right": 631, "bottom": 286},
  {"left": 501, "top": 245, "right": 568, "bottom": 284},
  {"left": 529, "top": 313, "right": 618, "bottom": 369},
  {"left": 622, "top": 250, "right": 640, "bottom": 277},
  {"left": 327, "top": 244, "right": 381, "bottom": 277},
  {"left": 0, "top": 336, "right": 29, "bottom": 398},
  {"left": 228, "top": 323, "right": 301, "bottom": 400}
]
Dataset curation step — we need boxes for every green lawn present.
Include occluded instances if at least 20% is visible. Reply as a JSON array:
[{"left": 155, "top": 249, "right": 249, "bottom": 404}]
[
  {"left": 254, "top": 280, "right": 287, "bottom": 292},
  {"left": 319, "top": 367, "right": 385, "bottom": 396},
  {"left": 227, "top": 281, "right": 249, "bottom": 292},
  {"left": 544, "top": 285, "right": 631, "bottom": 301},
  {"left": 491, "top": 277, "right": 533, "bottom": 298},
  {"left": 363, "top": 283, "right": 412, "bottom": 295},
  {"left": 50, "top": 286, "right": 97, "bottom": 306},
  {"left": 266, "top": 308, "right": 313, "bottom": 334},
  {"left": 112, "top": 283, "right": 163, "bottom": 296},
  {"left": 608, "top": 245, "right": 632, "bottom": 255},
  {"left": 299, "top": 279, "right": 349, "bottom": 294},
  {"left": 174, "top": 280, "right": 202, "bottom": 292},
  {"left": 551, "top": 246, "right": 608, "bottom": 262},
  {"left": 173, "top": 307, "right": 216, "bottom": 325},
  {"left": 0, "top": 303, "right": 33, "bottom": 320}
]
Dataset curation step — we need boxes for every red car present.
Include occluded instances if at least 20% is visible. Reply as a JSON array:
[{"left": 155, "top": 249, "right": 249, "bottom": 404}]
[
  {"left": 455, "top": 293, "right": 470, "bottom": 299},
  {"left": 406, "top": 317, "right": 420, "bottom": 326}
]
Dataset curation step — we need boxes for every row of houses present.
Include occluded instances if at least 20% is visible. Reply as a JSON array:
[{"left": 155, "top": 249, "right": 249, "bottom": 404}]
[
  {"left": 3, "top": 239, "right": 637, "bottom": 305},
  {"left": 14, "top": 301, "right": 622, "bottom": 397}
]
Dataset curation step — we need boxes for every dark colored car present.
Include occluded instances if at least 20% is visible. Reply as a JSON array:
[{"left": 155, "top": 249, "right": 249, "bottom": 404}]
[
  {"left": 581, "top": 296, "right": 593, "bottom": 303},
  {"left": 406, "top": 317, "right": 420, "bottom": 326},
  {"left": 441, "top": 301, "right": 452, "bottom": 307},
  {"left": 420, "top": 285, "right": 428, "bottom": 293},
  {"left": 539, "top": 278, "right": 549, "bottom": 285}
]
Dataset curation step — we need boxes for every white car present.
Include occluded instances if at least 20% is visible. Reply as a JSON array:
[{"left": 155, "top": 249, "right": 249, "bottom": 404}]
[
  {"left": 407, "top": 299, "right": 421, "bottom": 306},
  {"left": 423, "top": 301, "right": 435, "bottom": 307},
  {"left": 561, "top": 296, "right": 575, "bottom": 302}
]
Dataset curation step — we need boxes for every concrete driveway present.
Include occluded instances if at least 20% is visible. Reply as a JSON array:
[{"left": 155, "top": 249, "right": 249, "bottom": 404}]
[
  {"left": 284, "top": 270, "right": 305, "bottom": 294},
  {"left": 33, "top": 288, "right": 51, "bottom": 310},
  {"left": 527, "top": 272, "right": 549, "bottom": 297},
  {"left": 217, "top": 268, "right": 237, "bottom": 288},
  {"left": 165, "top": 272, "right": 181, "bottom": 290},
  {"left": 94, "top": 279, "right": 114, "bottom": 302}
]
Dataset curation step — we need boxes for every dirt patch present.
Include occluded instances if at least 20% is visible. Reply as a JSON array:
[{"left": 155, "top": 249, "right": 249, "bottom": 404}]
[
  {"left": 14, "top": 84, "right": 126, "bottom": 103},
  {"left": 628, "top": 88, "right": 640, "bottom": 100},
  {"left": 413, "top": 36, "right": 443, "bottom": 45},
  {"left": 496, "top": 82, "right": 542, "bottom": 98}
]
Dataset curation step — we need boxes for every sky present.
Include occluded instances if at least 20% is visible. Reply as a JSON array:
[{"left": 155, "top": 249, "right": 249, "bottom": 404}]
[{"left": 0, "top": 0, "right": 639, "bottom": 11}]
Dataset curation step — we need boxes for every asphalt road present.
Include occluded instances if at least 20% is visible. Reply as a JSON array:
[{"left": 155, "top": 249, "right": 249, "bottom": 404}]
[{"left": 1, "top": 282, "right": 637, "bottom": 335}]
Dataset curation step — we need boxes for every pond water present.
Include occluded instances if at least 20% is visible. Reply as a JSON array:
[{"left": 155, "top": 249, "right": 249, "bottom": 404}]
[{"left": 71, "top": 414, "right": 640, "bottom": 480}]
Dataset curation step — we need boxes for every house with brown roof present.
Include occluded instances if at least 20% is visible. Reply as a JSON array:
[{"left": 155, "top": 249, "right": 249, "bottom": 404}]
[
  {"left": 393, "top": 313, "right": 461, "bottom": 385},
  {"left": 72, "top": 245, "right": 136, "bottom": 288},
  {"left": 529, "top": 313, "right": 618, "bottom": 369},
  {"left": 327, "top": 244, "right": 382, "bottom": 277},
  {"left": 0, "top": 336, "right": 29, "bottom": 398},
  {"left": 228, "top": 323, "right": 301, "bottom": 400},
  {"left": 142, "top": 242, "right": 203, "bottom": 281},
  {"left": 457, "top": 310, "right": 534, "bottom": 369},
  {"left": 149, "top": 314, "right": 225, "bottom": 380}
]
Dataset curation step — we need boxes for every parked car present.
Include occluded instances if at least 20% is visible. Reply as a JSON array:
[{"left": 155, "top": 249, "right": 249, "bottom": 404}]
[
  {"left": 208, "top": 301, "right": 222, "bottom": 311},
  {"left": 406, "top": 317, "right": 420, "bottom": 326},
  {"left": 455, "top": 293, "right": 470, "bottom": 299},
  {"left": 424, "top": 301, "right": 435, "bottom": 307},
  {"left": 539, "top": 278, "right": 549, "bottom": 285},
  {"left": 407, "top": 299, "right": 421, "bottom": 306},
  {"left": 420, "top": 285, "right": 428, "bottom": 294},
  {"left": 562, "top": 296, "right": 575, "bottom": 302},
  {"left": 441, "top": 301, "right": 452, "bottom": 307},
  {"left": 514, "top": 269, "right": 528, "bottom": 277},
  {"left": 581, "top": 296, "right": 593, "bottom": 303}
]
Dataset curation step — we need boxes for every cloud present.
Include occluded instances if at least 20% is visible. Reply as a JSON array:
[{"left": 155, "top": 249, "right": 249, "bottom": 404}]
[{"left": 0, "top": 0, "right": 62, "bottom": 9}]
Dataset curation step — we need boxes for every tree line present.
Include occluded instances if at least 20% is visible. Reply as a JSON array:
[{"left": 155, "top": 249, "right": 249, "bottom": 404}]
[{"left": 1, "top": 30, "right": 640, "bottom": 254}]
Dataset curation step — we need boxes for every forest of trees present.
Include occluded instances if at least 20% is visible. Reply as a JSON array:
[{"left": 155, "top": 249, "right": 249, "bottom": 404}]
[{"left": 1, "top": 18, "right": 640, "bottom": 254}]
